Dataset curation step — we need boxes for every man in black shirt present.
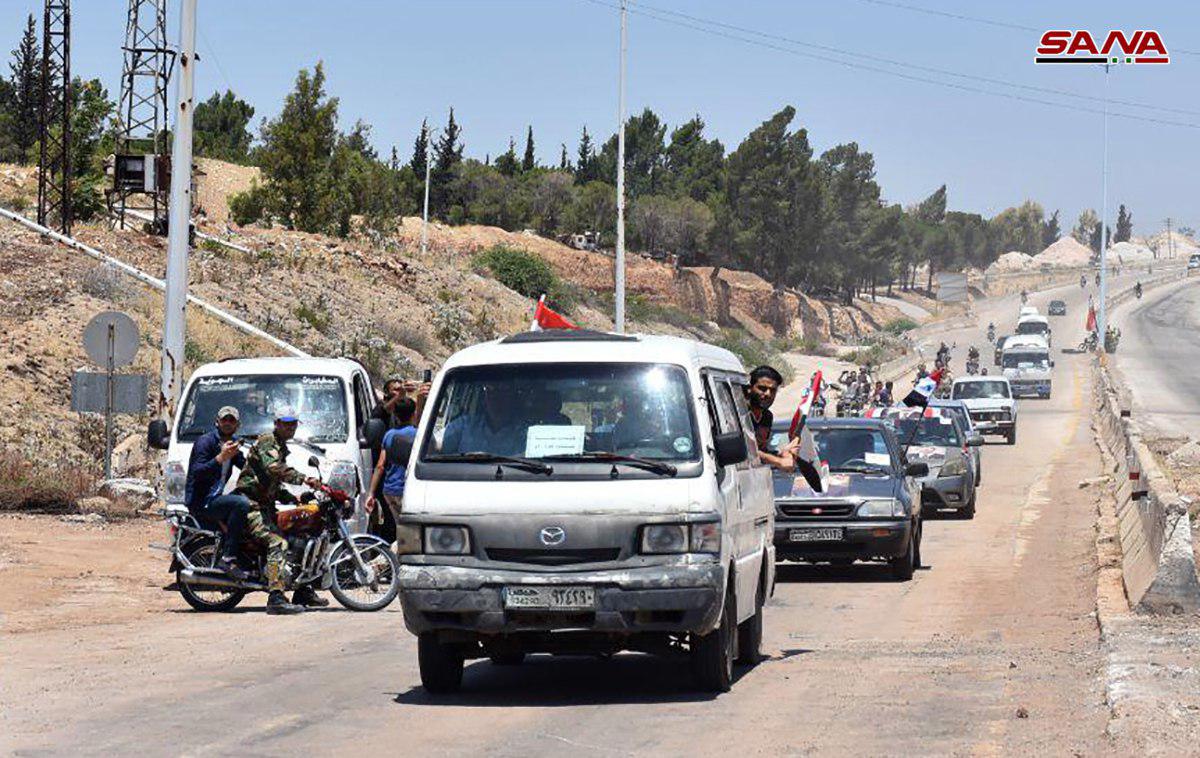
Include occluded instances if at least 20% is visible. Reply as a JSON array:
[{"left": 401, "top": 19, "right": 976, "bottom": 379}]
[{"left": 746, "top": 365, "right": 799, "bottom": 469}]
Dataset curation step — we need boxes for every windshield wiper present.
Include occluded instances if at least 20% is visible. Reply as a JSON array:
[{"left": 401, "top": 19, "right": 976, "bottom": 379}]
[
  {"left": 288, "top": 438, "right": 327, "bottom": 457},
  {"left": 542, "top": 451, "right": 678, "bottom": 477},
  {"left": 832, "top": 462, "right": 890, "bottom": 474},
  {"left": 426, "top": 452, "right": 553, "bottom": 476}
]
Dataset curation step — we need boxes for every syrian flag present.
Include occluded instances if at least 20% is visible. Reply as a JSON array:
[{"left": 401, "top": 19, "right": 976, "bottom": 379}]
[
  {"left": 530, "top": 294, "right": 578, "bottom": 331},
  {"left": 789, "top": 370, "right": 823, "bottom": 437},
  {"left": 1085, "top": 304, "right": 1097, "bottom": 333},
  {"left": 902, "top": 367, "right": 944, "bottom": 408}
]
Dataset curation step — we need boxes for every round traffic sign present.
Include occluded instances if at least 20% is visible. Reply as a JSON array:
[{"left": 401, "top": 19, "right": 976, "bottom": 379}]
[{"left": 83, "top": 311, "right": 140, "bottom": 368}]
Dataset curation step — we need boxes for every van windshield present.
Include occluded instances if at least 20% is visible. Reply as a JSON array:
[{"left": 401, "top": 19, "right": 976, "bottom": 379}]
[
  {"left": 1002, "top": 352, "right": 1049, "bottom": 369},
  {"left": 892, "top": 416, "right": 962, "bottom": 448},
  {"left": 177, "top": 375, "right": 348, "bottom": 443},
  {"left": 421, "top": 363, "right": 700, "bottom": 462},
  {"left": 952, "top": 381, "right": 1011, "bottom": 400},
  {"left": 1016, "top": 321, "right": 1049, "bottom": 335}
]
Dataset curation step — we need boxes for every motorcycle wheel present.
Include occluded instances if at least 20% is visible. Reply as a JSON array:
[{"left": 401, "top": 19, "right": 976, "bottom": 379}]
[
  {"left": 177, "top": 539, "right": 246, "bottom": 612},
  {"left": 329, "top": 537, "right": 401, "bottom": 611}
]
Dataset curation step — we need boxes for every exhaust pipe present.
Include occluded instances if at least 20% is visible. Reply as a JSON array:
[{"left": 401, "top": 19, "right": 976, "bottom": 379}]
[{"left": 178, "top": 568, "right": 265, "bottom": 591}]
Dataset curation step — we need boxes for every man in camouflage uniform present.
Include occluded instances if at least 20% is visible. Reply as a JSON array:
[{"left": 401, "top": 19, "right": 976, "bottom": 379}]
[{"left": 236, "top": 407, "right": 322, "bottom": 615}]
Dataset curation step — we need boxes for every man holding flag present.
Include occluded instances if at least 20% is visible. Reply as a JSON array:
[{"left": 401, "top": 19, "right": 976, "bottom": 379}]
[{"left": 747, "top": 365, "right": 823, "bottom": 492}]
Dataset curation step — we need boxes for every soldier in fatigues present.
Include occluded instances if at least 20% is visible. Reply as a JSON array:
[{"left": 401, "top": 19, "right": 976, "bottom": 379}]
[{"left": 236, "top": 407, "right": 322, "bottom": 615}]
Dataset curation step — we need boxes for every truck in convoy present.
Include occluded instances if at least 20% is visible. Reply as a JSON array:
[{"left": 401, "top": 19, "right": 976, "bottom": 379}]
[
  {"left": 396, "top": 330, "right": 775, "bottom": 694},
  {"left": 1015, "top": 313, "right": 1052, "bottom": 348},
  {"left": 147, "top": 357, "right": 379, "bottom": 529},
  {"left": 1001, "top": 335, "right": 1053, "bottom": 399}
]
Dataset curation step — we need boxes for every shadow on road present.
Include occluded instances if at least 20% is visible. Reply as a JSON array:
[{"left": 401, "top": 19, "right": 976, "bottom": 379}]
[
  {"left": 391, "top": 653, "right": 743, "bottom": 706},
  {"left": 774, "top": 562, "right": 899, "bottom": 583}
]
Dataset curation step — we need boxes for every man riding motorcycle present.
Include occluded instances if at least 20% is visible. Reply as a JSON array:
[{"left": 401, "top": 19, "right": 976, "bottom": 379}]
[
  {"left": 986, "top": 322, "right": 995, "bottom": 344},
  {"left": 1135, "top": 280, "right": 1143, "bottom": 299},
  {"left": 1080, "top": 274, "right": 1087, "bottom": 289},
  {"left": 234, "top": 406, "right": 323, "bottom": 615}
]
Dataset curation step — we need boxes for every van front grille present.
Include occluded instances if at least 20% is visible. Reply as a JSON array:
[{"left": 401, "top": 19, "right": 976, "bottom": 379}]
[{"left": 485, "top": 547, "right": 621, "bottom": 566}]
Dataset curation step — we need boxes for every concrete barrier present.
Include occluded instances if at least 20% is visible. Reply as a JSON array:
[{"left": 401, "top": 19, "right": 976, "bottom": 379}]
[{"left": 1092, "top": 347, "right": 1200, "bottom": 614}]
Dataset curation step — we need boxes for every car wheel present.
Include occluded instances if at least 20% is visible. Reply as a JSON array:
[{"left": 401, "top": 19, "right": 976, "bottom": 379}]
[
  {"left": 890, "top": 531, "right": 916, "bottom": 581},
  {"left": 912, "top": 520, "right": 923, "bottom": 569},
  {"left": 488, "top": 652, "right": 526, "bottom": 666},
  {"left": 418, "top": 633, "right": 464, "bottom": 694},
  {"left": 961, "top": 491, "right": 976, "bottom": 520},
  {"left": 1007, "top": 428, "right": 1017, "bottom": 445},
  {"left": 692, "top": 582, "right": 736, "bottom": 692},
  {"left": 736, "top": 576, "right": 764, "bottom": 666}
]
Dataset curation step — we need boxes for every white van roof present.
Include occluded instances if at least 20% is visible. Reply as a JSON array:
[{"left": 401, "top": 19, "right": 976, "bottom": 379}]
[
  {"left": 442, "top": 331, "right": 746, "bottom": 373},
  {"left": 188, "top": 356, "right": 365, "bottom": 381},
  {"left": 1004, "top": 335, "right": 1049, "bottom": 350},
  {"left": 1017, "top": 314, "right": 1049, "bottom": 326},
  {"left": 1019, "top": 306, "right": 1039, "bottom": 316},
  {"left": 953, "top": 375, "right": 1011, "bottom": 386}
]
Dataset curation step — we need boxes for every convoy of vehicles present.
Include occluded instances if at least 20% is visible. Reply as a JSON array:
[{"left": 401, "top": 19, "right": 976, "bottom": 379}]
[
  {"left": 1001, "top": 335, "right": 1053, "bottom": 399},
  {"left": 770, "top": 418, "right": 926, "bottom": 579},
  {"left": 397, "top": 331, "right": 774, "bottom": 693},
  {"left": 865, "top": 406, "right": 982, "bottom": 519}
]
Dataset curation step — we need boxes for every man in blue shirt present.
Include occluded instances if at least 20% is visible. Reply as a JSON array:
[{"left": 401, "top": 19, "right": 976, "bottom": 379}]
[
  {"left": 366, "top": 398, "right": 418, "bottom": 552},
  {"left": 184, "top": 406, "right": 251, "bottom": 579}
]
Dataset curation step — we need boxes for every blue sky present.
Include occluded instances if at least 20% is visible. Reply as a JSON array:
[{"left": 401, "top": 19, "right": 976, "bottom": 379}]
[{"left": 6, "top": 0, "right": 1198, "bottom": 236}]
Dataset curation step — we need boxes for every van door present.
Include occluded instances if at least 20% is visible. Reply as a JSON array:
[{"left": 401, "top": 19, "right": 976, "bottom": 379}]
[
  {"left": 350, "top": 371, "right": 375, "bottom": 502},
  {"left": 729, "top": 377, "right": 773, "bottom": 607}
]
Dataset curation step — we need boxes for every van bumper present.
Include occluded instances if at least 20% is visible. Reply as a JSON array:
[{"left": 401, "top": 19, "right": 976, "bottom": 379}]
[
  {"left": 774, "top": 519, "right": 910, "bottom": 562},
  {"left": 397, "top": 561, "right": 723, "bottom": 637}
]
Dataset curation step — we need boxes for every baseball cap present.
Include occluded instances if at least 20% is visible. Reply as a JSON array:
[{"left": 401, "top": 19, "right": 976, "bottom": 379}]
[
  {"left": 216, "top": 406, "right": 240, "bottom": 421},
  {"left": 274, "top": 405, "right": 299, "bottom": 423}
]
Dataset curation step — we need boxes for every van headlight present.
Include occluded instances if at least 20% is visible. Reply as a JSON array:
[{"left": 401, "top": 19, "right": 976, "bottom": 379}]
[
  {"left": 163, "top": 461, "right": 186, "bottom": 504},
  {"left": 424, "top": 526, "right": 471, "bottom": 555},
  {"left": 640, "top": 522, "right": 721, "bottom": 554},
  {"left": 325, "top": 460, "right": 359, "bottom": 495},
  {"left": 856, "top": 499, "right": 904, "bottom": 518}
]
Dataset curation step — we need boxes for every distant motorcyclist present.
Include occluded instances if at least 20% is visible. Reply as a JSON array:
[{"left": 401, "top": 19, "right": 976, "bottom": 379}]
[
  {"left": 1095, "top": 272, "right": 1101, "bottom": 286},
  {"left": 235, "top": 407, "right": 322, "bottom": 615},
  {"left": 967, "top": 345, "right": 980, "bottom": 361},
  {"left": 1080, "top": 274, "right": 1087, "bottom": 289},
  {"left": 986, "top": 322, "right": 995, "bottom": 343},
  {"left": 1020, "top": 289, "right": 1029, "bottom": 304},
  {"left": 1135, "top": 280, "right": 1143, "bottom": 299}
]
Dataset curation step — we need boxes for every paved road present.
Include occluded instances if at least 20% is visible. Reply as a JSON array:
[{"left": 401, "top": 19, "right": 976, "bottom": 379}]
[
  {"left": 1, "top": 276, "right": 1144, "bottom": 756},
  {"left": 1112, "top": 276, "right": 1200, "bottom": 439}
]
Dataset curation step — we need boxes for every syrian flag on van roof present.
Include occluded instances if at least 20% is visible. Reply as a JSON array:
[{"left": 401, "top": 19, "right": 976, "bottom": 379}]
[
  {"left": 530, "top": 295, "right": 578, "bottom": 331},
  {"left": 902, "top": 367, "right": 944, "bottom": 408}
]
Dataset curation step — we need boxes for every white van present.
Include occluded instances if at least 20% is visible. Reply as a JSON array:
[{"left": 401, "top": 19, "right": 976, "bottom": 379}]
[
  {"left": 1001, "top": 335, "right": 1053, "bottom": 399},
  {"left": 1015, "top": 314, "right": 1052, "bottom": 347},
  {"left": 148, "top": 357, "right": 378, "bottom": 529},
  {"left": 397, "top": 330, "right": 775, "bottom": 693}
]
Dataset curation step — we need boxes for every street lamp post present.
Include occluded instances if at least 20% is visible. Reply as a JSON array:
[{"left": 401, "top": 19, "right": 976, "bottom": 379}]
[{"left": 614, "top": 0, "right": 627, "bottom": 333}]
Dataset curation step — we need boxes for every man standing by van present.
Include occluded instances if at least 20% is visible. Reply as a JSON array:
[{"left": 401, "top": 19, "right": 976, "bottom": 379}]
[{"left": 365, "top": 397, "right": 419, "bottom": 553}]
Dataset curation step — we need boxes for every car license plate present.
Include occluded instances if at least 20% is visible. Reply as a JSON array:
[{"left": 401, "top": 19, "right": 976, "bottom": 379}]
[
  {"left": 789, "top": 527, "right": 843, "bottom": 542},
  {"left": 504, "top": 585, "right": 595, "bottom": 610}
]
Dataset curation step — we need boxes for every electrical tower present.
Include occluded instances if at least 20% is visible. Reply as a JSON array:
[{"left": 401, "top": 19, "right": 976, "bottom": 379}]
[
  {"left": 109, "top": 0, "right": 173, "bottom": 233},
  {"left": 36, "top": 0, "right": 71, "bottom": 235}
]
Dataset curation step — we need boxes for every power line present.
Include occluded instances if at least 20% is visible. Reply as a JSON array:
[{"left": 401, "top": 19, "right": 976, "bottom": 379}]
[
  {"left": 854, "top": 0, "right": 1200, "bottom": 57},
  {"left": 627, "top": 0, "right": 1200, "bottom": 117},
  {"left": 578, "top": 0, "right": 1200, "bottom": 130}
]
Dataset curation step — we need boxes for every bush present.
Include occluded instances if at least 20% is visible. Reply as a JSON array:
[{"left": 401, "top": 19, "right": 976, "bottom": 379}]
[
  {"left": 294, "top": 302, "right": 331, "bottom": 334},
  {"left": 473, "top": 245, "right": 568, "bottom": 306},
  {"left": 625, "top": 294, "right": 704, "bottom": 330},
  {"left": 228, "top": 183, "right": 269, "bottom": 226},
  {"left": 0, "top": 450, "right": 94, "bottom": 513},
  {"left": 884, "top": 317, "right": 919, "bottom": 335}
]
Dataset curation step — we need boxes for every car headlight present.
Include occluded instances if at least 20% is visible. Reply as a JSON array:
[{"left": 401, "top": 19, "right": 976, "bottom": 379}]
[
  {"left": 1000, "top": 408, "right": 1012, "bottom": 419},
  {"left": 163, "top": 461, "right": 186, "bottom": 504},
  {"left": 325, "top": 460, "right": 359, "bottom": 495},
  {"left": 640, "top": 522, "right": 722, "bottom": 554},
  {"left": 940, "top": 456, "right": 968, "bottom": 476},
  {"left": 856, "top": 499, "right": 904, "bottom": 518},
  {"left": 424, "top": 525, "right": 471, "bottom": 555}
]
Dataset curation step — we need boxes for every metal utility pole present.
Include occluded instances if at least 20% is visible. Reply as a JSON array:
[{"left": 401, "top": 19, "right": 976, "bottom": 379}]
[
  {"left": 110, "top": 0, "right": 173, "bottom": 233},
  {"left": 1164, "top": 217, "right": 1174, "bottom": 259},
  {"left": 159, "top": 0, "right": 197, "bottom": 418},
  {"left": 614, "top": 0, "right": 627, "bottom": 333},
  {"left": 421, "top": 128, "right": 432, "bottom": 254},
  {"left": 37, "top": 0, "right": 71, "bottom": 236},
  {"left": 1098, "top": 64, "right": 1110, "bottom": 348}
]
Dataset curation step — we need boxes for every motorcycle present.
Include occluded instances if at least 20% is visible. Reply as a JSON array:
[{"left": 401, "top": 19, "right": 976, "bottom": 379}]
[
  {"left": 1135, "top": 283, "right": 1143, "bottom": 299},
  {"left": 1078, "top": 330, "right": 1099, "bottom": 352},
  {"left": 1105, "top": 326, "right": 1121, "bottom": 353},
  {"left": 986, "top": 325, "right": 995, "bottom": 344},
  {"left": 163, "top": 456, "right": 400, "bottom": 612},
  {"left": 966, "top": 358, "right": 980, "bottom": 375}
]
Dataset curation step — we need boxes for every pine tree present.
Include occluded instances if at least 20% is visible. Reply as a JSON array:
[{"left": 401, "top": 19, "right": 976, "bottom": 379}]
[
  {"left": 1114, "top": 204, "right": 1133, "bottom": 242},
  {"left": 1041, "top": 209, "right": 1061, "bottom": 247},
  {"left": 576, "top": 125, "right": 595, "bottom": 182},
  {"left": 410, "top": 119, "right": 429, "bottom": 178},
  {"left": 389, "top": 145, "right": 399, "bottom": 171},
  {"left": 193, "top": 90, "right": 255, "bottom": 163},
  {"left": 4, "top": 15, "right": 41, "bottom": 163},
  {"left": 430, "top": 108, "right": 464, "bottom": 217},
  {"left": 522, "top": 125, "right": 535, "bottom": 172},
  {"left": 495, "top": 137, "right": 518, "bottom": 177},
  {"left": 559, "top": 143, "right": 569, "bottom": 170}
]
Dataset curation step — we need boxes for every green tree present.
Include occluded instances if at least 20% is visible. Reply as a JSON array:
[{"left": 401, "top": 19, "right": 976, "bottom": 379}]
[
  {"left": 1072, "top": 209, "right": 1099, "bottom": 250},
  {"left": 989, "top": 201, "right": 1045, "bottom": 255},
  {"left": 946, "top": 211, "right": 993, "bottom": 269},
  {"left": 410, "top": 118, "right": 429, "bottom": 177},
  {"left": 527, "top": 170, "right": 575, "bottom": 235},
  {"left": 663, "top": 115, "right": 724, "bottom": 202},
  {"left": 575, "top": 125, "right": 597, "bottom": 183},
  {"left": 522, "top": 125, "right": 535, "bottom": 172},
  {"left": 494, "top": 137, "right": 519, "bottom": 177},
  {"left": 559, "top": 143, "right": 569, "bottom": 171},
  {"left": 818, "top": 142, "right": 881, "bottom": 301},
  {"left": 430, "top": 108, "right": 464, "bottom": 218},
  {"left": 568, "top": 180, "right": 616, "bottom": 239},
  {"left": 597, "top": 108, "right": 667, "bottom": 199},
  {"left": 1114, "top": 204, "right": 1133, "bottom": 243},
  {"left": 193, "top": 90, "right": 255, "bottom": 163},
  {"left": 255, "top": 62, "right": 340, "bottom": 232},
  {"left": 1041, "top": 209, "right": 1061, "bottom": 248},
  {"left": 2, "top": 15, "right": 41, "bottom": 163}
]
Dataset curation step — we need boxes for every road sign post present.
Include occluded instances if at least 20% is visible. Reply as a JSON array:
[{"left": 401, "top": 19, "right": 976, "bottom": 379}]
[{"left": 78, "top": 312, "right": 144, "bottom": 480}]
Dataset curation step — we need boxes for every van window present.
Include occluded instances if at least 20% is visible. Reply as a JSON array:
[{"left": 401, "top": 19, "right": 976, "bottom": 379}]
[
  {"left": 421, "top": 362, "right": 700, "bottom": 462},
  {"left": 728, "top": 380, "right": 763, "bottom": 465},
  {"left": 177, "top": 375, "right": 348, "bottom": 443},
  {"left": 351, "top": 373, "right": 372, "bottom": 430},
  {"left": 1016, "top": 321, "right": 1049, "bottom": 336},
  {"left": 1002, "top": 351, "right": 1049, "bottom": 369},
  {"left": 952, "top": 381, "right": 1011, "bottom": 400}
]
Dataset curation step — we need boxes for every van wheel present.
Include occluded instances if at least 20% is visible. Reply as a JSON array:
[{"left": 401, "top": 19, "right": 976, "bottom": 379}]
[
  {"left": 1007, "top": 428, "right": 1017, "bottom": 445},
  {"left": 418, "top": 633, "right": 464, "bottom": 694},
  {"left": 692, "top": 584, "right": 736, "bottom": 692},
  {"left": 890, "top": 530, "right": 916, "bottom": 581},
  {"left": 736, "top": 577, "right": 764, "bottom": 666},
  {"left": 912, "top": 521, "right": 923, "bottom": 568}
]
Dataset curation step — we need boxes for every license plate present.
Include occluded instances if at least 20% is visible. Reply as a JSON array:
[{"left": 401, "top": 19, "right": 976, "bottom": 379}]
[
  {"left": 789, "top": 527, "right": 844, "bottom": 542},
  {"left": 504, "top": 585, "right": 595, "bottom": 610}
]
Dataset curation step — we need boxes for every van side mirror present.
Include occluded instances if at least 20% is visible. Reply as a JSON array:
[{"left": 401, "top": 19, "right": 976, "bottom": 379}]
[
  {"left": 905, "top": 461, "right": 929, "bottom": 477},
  {"left": 361, "top": 418, "right": 387, "bottom": 449},
  {"left": 713, "top": 431, "right": 748, "bottom": 467},
  {"left": 966, "top": 435, "right": 984, "bottom": 447},
  {"left": 1050, "top": 360, "right": 1056, "bottom": 368},
  {"left": 307, "top": 455, "right": 320, "bottom": 468},
  {"left": 147, "top": 419, "right": 170, "bottom": 450}
]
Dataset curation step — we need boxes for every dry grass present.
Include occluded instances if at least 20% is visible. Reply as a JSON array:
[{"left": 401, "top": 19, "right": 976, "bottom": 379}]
[{"left": 0, "top": 449, "right": 95, "bottom": 513}]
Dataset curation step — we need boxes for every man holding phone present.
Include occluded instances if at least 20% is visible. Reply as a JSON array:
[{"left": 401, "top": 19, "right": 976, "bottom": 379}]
[{"left": 184, "top": 406, "right": 250, "bottom": 579}]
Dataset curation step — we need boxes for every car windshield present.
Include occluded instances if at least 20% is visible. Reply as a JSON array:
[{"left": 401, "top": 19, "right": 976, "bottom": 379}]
[
  {"left": 421, "top": 362, "right": 700, "bottom": 462},
  {"left": 177, "top": 374, "right": 349, "bottom": 443},
  {"left": 1002, "top": 351, "right": 1049, "bottom": 369},
  {"left": 891, "top": 415, "right": 962, "bottom": 447},
  {"left": 1016, "top": 321, "right": 1049, "bottom": 335},
  {"left": 953, "top": 381, "right": 1011, "bottom": 400},
  {"left": 811, "top": 428, "right": 892, "bottom": 472}
]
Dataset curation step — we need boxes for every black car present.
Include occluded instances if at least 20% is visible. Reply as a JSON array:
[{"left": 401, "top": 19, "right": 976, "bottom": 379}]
[
  {"left": 1048, "top": 300, "right": 1067, "bottom": 316},
  {"left": 770, "top": 418, "right": 928, "bottom": 580}
]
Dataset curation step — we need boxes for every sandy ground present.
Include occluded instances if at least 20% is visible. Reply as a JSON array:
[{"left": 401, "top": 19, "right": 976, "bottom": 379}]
[{"left": 0, "top": 275, "right": 1172, "bottom": 756}]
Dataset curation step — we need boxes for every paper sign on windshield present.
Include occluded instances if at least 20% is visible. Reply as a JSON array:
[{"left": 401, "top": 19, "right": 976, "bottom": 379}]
[
  {"left": 524, "top": 425, "right": 586, "bottom": 458},
  {"left": 864, "top": 452, "right": 891, "bottom": 466}
]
